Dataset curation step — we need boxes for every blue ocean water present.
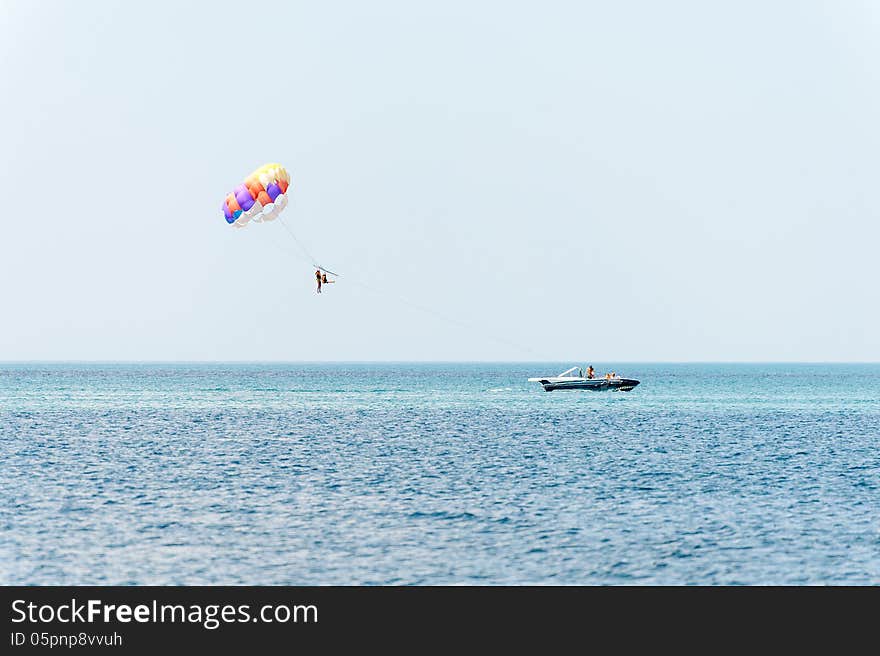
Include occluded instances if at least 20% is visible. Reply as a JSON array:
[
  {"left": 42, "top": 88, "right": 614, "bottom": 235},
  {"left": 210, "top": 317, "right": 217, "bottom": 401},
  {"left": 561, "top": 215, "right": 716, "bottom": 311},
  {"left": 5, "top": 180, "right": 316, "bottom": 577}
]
[{"left": 1, "top": 363, "right": 878, "bottom": 585}]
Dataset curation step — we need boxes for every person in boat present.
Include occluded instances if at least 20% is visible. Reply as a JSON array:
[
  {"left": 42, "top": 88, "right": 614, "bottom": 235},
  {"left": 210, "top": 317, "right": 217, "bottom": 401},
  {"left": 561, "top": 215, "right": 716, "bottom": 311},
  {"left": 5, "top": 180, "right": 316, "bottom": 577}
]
[
  {"left": 586, "top": 365, "right": 595, "bottom": 379},
  {"left": 611, "top": 371, "right": 617, "bottom": 379},
  {"left": 604, "top": 372, "right": 611, "bottom": 380}
]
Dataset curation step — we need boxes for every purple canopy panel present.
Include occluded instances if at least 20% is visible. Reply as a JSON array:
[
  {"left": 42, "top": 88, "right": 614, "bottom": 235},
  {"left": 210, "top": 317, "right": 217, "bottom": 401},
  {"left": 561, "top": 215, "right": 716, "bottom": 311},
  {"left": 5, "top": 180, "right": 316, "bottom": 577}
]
[{"left": 235, "top": 186, "right": 255, "bottom": 211}]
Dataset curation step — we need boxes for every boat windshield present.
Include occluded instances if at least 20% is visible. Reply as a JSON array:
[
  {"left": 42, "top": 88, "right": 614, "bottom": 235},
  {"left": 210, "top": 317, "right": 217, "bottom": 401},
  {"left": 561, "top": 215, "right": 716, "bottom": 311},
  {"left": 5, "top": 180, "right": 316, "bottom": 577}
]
[{"left": 559, "top": 366, "right": 581, "bottom": 378}]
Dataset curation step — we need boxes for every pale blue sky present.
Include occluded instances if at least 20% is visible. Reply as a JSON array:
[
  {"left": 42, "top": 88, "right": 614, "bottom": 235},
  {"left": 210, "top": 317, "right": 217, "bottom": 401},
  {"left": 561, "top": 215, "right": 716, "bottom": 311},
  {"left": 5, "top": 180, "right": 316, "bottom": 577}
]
[{"left": 1, "top": 0, "right": 878, "bottom": 361}]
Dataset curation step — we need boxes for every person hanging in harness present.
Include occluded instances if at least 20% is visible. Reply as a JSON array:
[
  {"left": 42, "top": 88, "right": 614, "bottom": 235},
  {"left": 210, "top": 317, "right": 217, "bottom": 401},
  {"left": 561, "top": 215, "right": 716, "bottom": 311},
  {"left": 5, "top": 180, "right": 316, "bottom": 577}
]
[{"left": 315, "top": 268, "right": 335, "bottom": 294}]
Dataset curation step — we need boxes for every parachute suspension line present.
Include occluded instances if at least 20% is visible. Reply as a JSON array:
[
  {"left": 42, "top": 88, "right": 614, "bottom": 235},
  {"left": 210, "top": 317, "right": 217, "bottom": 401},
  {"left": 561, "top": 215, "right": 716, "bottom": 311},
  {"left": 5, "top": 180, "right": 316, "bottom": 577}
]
[
  {"left": 261, "top": 226, "right": 314, "bottom": 268},
  {"left": 277, "top": 216, "right": 318, "bottom": 267},
  {"left": 276, "top": 216, "right": 339, "bottom": 277}
]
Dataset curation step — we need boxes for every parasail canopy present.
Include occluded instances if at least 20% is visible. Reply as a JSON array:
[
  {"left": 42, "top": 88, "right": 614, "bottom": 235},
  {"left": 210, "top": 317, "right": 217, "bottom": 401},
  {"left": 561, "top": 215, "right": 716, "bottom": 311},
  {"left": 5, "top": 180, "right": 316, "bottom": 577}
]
[{"left": 221, "top": 163, "right": 290, "bottom": 228}]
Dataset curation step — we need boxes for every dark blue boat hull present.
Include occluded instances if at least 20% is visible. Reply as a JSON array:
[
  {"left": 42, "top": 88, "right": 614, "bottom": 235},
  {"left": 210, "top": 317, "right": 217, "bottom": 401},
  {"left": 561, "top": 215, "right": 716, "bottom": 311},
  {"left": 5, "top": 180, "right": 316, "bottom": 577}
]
[{"left": 539, "top": 378, "right": 640, "bottom": 392}]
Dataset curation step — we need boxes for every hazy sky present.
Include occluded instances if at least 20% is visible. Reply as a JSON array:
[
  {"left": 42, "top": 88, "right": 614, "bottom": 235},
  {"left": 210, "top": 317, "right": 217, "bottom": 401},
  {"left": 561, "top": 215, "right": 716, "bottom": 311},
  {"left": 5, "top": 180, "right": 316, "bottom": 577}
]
[{"left": 2, "top": 0, "right": 878, "bottom": 361}]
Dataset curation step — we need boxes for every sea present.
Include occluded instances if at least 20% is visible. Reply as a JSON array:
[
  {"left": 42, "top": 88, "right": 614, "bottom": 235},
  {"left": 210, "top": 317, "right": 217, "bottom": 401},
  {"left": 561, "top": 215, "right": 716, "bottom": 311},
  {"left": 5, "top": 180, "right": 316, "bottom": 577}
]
[{"left": 1, "top": 363, "right": 878, "bottom": 585}]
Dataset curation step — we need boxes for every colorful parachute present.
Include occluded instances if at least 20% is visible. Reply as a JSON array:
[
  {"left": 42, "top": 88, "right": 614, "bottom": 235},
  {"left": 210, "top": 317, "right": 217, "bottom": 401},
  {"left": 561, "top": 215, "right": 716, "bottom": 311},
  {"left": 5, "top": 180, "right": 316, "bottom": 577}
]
[{"left": 221, "top": 163, "right": 290, "bottom": 228}]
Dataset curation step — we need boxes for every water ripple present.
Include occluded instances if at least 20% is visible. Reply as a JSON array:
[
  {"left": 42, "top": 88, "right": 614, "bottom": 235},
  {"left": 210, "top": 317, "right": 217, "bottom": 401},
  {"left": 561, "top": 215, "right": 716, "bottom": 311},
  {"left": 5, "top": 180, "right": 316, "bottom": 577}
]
[{"left": 1, "top": 363, "right": 879, "bottom": 584}]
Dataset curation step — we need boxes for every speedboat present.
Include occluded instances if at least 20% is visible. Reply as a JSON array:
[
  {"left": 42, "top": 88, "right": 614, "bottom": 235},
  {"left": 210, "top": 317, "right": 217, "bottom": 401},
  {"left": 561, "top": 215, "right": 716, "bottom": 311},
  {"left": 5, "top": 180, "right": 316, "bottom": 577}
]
[{"left": 528, "top": 366, "right": 640, "bottom": 392}]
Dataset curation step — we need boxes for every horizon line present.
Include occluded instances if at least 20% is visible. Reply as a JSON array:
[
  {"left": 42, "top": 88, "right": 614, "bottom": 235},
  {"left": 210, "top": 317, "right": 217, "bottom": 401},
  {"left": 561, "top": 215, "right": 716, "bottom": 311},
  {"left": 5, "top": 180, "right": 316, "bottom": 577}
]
[{"left": 2, "top": 360, "right": 880, "bottom": 365}]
